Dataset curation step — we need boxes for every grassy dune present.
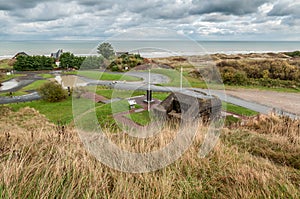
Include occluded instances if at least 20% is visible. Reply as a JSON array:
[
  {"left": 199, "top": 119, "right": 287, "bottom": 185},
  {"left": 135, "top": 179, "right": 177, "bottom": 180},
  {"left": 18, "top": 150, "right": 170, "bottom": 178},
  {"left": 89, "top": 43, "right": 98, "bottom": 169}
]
[{"left": 0, "top": 107, "right": 299, "bottom": 198}]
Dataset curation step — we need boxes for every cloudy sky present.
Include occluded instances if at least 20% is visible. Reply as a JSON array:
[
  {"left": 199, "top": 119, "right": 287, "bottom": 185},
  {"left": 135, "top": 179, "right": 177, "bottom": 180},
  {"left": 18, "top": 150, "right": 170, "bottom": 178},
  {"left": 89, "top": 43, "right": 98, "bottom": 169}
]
[{"left": 0, "top": 0, "right": 299, "bottom": 40}]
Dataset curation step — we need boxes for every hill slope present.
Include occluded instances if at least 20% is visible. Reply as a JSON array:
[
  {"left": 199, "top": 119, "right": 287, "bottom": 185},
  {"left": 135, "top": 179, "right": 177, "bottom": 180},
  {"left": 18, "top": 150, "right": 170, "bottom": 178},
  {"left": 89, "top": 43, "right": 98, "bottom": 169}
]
[{"left": 0, "top": 107, "right": 299, "bottom": 198}]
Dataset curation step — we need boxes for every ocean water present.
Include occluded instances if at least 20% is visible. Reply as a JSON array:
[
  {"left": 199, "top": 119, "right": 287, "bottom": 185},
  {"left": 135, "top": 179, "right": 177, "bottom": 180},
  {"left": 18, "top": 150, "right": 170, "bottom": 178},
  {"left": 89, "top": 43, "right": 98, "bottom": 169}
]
[{"left": 0, "top": 40, "right": 299, "bottom": 59}]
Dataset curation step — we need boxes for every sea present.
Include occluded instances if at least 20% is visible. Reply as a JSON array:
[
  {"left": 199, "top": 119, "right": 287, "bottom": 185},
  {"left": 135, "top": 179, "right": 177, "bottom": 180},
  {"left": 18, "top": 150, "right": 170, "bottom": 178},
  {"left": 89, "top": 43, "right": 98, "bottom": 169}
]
[{"left": 0, "top": 40, "right": 300, "bottom": 60}]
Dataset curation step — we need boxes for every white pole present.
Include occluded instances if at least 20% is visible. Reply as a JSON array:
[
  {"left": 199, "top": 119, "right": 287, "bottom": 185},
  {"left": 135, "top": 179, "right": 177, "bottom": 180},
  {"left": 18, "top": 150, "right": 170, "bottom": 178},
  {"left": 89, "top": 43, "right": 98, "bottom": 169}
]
[
  {"left": 148, "top": 69, "right": 151, "bottom": 111},
  {"left": 180, "top": 67, "right": 183, "bottom": 91}
]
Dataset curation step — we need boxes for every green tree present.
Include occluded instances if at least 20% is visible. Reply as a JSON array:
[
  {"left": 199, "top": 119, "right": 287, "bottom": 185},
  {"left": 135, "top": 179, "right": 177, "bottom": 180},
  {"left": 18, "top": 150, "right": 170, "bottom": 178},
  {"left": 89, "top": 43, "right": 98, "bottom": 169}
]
[
  {"left": 13, "top": 55, "right": 54, "bottom": 71},
  {"left": 97, "top": 42, "right": 115, "bottom": 59},
  {"left": 59, "top": 52, "right": 75, "bottom": 69},
  {"left": 81, "top": 56, "right": 105, "bottom": 69},
  {"left": 59, "top": 52, "right": 84, "bottom": 69},
  {"left": 38, "top": 81, "right": 67, "bottom": 102}
]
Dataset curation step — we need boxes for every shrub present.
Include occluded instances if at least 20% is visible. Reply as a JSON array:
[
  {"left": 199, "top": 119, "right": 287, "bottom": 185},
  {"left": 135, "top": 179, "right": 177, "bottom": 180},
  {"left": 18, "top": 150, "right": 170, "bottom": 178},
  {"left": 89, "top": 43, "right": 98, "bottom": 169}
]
[
  {"left": 38, "top": 81, "right": 67, "bottom": 102},
  {"left": 221, "top": 67, "right": 248, "bottom": 85},
  {"left": 109, "top": 53, "right": 144, "bottom": 71}
]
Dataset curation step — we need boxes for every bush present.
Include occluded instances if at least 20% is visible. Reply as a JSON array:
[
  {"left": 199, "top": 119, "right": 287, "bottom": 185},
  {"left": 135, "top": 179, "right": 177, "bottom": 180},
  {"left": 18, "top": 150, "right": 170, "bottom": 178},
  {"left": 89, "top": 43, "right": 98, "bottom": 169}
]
[
  {"left": 38, "top": 81, "right": 67, "bottom": 102},
  {"left": 109, "top": 53, "right": 144, "bottom": 71},
  {"left": 221, "top": 67, "right": 248, "bottom": 85},
  {"left": 285, "top": 51, "right": 300, "bottom": 58}
]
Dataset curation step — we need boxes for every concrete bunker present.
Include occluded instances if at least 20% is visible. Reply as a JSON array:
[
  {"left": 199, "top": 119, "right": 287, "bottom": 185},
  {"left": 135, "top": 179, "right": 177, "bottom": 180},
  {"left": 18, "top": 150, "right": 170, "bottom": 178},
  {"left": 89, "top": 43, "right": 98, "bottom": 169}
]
[{"left": 153, "top": 90, "right": 222, "bottom": 122}]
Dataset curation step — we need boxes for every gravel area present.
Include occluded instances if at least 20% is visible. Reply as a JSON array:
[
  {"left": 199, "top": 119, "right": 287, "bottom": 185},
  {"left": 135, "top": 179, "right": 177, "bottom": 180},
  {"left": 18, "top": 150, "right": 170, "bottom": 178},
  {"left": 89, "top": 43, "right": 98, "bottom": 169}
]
[{"left": 225, "top": 89, "right": 300, "bottom": 115}]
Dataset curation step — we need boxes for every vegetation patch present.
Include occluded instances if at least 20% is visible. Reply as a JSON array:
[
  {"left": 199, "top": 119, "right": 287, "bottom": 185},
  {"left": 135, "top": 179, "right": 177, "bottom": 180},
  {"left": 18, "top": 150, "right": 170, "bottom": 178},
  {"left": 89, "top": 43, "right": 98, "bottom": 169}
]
[
  {"left": 38, "top": 81, "right": 67, "bottom": 102},
  {"left": 284, "top": 51, "right": 300, "bottom": 58},
  {"left": 21, "top": 80, "right": 48, "bottom": 92},
  {"left": 0, "top": 109, "right": 299, "bottom": 198},
  {"left": 125, "top": 111, "right": 151, "bottom": 126},
  {"left": 0, "top": 74, "right": 24, "bottom": 82},
  {"left": 69, "top": 71, "right": 142, "bottom": 81},
  {"left": 94, "top": 88, "right": 145, "bottom": 99},
  {"left": 224, "top": 115, "right": 241, "bottom": 127},
  {"left": 7, "top": 97, "right": 95, "bottom": 124},
  {"left": 95, "top": 100, "right": 131, "bottom": 130},
  {"left": 109, "top": 53, "right": 144, "bottom": 72},
  {"left": 38, "top": 73, "right": 54, "bottom": 79},
  {"left": 13, "top": 55, "right": 55, "bottom": 71},
  {"left": 221, "top": 130, "right": 300, "bottom": 169},
  {"left": 222, "top": 102, "right": 258, "bottom": 116},
  {"left": 0, "top": 59, "right": 13, "bottom": 70}
]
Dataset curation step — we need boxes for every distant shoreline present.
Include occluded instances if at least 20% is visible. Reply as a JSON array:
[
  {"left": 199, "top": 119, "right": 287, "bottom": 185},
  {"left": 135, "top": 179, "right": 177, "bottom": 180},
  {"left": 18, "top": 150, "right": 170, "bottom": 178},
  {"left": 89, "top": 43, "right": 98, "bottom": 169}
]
[
  {"left": 1, "top": 40, "right": 299, "bottom": 60},
  {"left": 1, "top": 50, "right": 298, "bottom": 60}
]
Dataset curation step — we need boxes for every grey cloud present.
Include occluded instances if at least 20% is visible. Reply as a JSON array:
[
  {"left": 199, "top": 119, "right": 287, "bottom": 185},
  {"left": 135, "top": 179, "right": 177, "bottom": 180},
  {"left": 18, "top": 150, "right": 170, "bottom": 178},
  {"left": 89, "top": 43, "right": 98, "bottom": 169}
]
[
  {"left": 77, "top": 0, "right": 115, "bottom": 11},
  {"left": 281, "top": 16, "right": 300, "bottom": 26},
  {"left": 201, "top": 13, "right": 233, "bottom": 22},
  {"left": 190, "top": 0, "right": 271, "bottom": 15},
  {"left": 0, "top": 0, "right": 48, "bottom": 11},
  {"left": 268, "top": 1, "right": 300, "bottom": 18}
]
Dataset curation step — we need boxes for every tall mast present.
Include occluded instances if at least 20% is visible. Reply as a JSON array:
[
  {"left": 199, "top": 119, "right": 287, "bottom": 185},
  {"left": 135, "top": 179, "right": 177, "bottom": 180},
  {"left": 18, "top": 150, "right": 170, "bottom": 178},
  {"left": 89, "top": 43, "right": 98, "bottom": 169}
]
[{"left": 148, "top": 69, "right": 151, "bottom": 111}]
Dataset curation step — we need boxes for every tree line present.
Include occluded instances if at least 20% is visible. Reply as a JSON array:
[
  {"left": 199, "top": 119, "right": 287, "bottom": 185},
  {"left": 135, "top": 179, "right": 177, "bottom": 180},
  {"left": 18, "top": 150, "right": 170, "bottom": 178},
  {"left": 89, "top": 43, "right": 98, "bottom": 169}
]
[
  {"left": 13, "top": 42, "right": 144, "bottom": 71},
  {"left": 13, "top": 55, "right": 55, "bottom": 71},
  {"left": 13, "top": 53, "right": 106, "bottom": 71},
  {"left": 13, "top": 42, "right": 115, "bottom": 71}
]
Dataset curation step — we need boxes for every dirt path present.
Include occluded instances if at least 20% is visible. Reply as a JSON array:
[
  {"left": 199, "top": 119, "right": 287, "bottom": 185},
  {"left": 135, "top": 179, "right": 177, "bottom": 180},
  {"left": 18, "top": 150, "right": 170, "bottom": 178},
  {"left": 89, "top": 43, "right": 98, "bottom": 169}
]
[
  {"left": 114, "top": 110, "right": 144, "bottom": 130},
  {"left": 225, "top": 89, "right": 300, "bottom": 115},
  {"left": 81, "top": 92, "right": 108, "bottom": 103}
]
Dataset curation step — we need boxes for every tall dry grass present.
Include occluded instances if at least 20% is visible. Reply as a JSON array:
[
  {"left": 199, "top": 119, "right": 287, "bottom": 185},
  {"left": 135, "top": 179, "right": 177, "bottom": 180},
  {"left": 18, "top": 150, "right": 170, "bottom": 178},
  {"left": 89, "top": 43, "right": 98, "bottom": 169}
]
[{"left": 0, "top": 107, "right": 299, "bottom": 198}]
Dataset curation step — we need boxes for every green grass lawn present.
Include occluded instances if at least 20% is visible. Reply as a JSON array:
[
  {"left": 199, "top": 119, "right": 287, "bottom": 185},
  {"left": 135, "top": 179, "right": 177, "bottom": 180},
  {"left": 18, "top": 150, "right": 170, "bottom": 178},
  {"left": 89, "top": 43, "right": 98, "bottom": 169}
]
[
  {"left": 20, "top": 80, "right": 48, "bottom": 92},
  {"left": 38, "top": 74, "right": 54, "bottom": 79},
  {"left": 65, "top": 71, "right": 142, "bottom": 82},
  {"left": 125, "top": 111, "right": 151, "bottom": 126},
  {"left": 95, "top": 88, "right": 145, "bottom": 99},
  {"left": 94, "top": 100, "right": 132, "bottom": 130},
  {"left": 152, "top": 92, "right": 170, "bottom": 100},
  {"left": 7, "top": 95, "right": 134, "bottom": 128},
  {"left": 224, "top": 84, "right": 300, "bottom": 93},
  {"left": 92, "top": 86, "right": 170, "bottom": 101},
  {"left": 150, "top": 68, "right": 216, "bottom": 89},
  {"left": 151, "top": 68, "right": 190, "bottom": 87},
  {"left": 0, "top": 80, "right": 46, "bottom": 97},
  {"left": 8, "top": 97, "right": 94, "bottom": 124},
  {"left": 0, "top": 91, "right": 27, "bottom": 97},
  {"left": 222, "top": 102, "right": 258, "bottom": 116}
]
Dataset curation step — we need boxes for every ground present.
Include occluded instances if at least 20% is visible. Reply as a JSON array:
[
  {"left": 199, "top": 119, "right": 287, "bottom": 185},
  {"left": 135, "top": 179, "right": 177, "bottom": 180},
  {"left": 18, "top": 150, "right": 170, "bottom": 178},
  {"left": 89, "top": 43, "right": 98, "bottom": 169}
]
[{"left": 226, "top": 89, "right": 300, "bottom": 115}]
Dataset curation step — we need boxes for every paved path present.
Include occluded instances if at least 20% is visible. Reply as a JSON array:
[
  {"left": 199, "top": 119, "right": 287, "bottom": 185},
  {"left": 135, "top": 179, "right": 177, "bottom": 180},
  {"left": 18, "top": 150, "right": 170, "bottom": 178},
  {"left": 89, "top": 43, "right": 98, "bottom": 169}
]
[{"left": 0, "top": 92, "right": 41, "bottom": 104}]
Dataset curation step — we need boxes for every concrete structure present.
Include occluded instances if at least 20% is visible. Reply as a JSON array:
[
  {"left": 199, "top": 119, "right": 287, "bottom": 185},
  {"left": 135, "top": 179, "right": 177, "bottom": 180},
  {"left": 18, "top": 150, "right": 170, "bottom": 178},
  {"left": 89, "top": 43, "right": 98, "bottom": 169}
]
[{"left": 153, "top": 90, "right": 222, "bottom": 122}]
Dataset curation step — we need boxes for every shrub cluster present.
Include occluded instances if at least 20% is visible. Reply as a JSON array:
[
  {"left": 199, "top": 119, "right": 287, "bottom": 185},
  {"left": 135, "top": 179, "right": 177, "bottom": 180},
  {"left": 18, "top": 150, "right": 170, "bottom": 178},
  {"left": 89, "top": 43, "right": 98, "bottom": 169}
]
[
  {"left": 109, "top": 54, "right": 144, "bottom": 71},
  {"left": 38, "top": 81, "right": 67, "bottom": 102},
  {"left": 216, "top": 59, "right": 300, "bottom": 87}
]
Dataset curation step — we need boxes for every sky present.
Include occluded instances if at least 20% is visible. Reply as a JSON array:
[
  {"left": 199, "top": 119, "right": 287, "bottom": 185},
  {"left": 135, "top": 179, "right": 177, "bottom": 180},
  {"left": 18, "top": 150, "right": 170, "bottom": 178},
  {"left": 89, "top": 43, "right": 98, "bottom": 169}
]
[{"left": 0, "top": 0, "right": 300, "bottom": 41}]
